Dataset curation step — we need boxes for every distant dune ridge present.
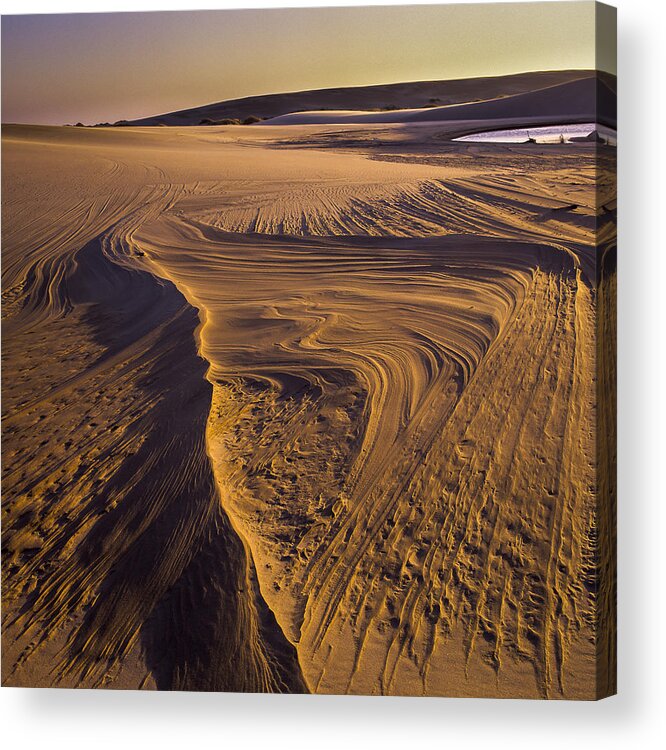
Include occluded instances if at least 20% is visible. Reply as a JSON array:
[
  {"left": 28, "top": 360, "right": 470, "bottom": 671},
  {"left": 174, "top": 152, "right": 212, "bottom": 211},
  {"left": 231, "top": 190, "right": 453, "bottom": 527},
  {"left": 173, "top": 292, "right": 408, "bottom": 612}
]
[
  {"left": 259, "top": 76, "right": 616, "bottom": 127},
  {"left": 124, "top": 70, "right": 616, "bottom": 129},
  {"left": 2, "top": 70, "right": 616, "bottom": 698}
]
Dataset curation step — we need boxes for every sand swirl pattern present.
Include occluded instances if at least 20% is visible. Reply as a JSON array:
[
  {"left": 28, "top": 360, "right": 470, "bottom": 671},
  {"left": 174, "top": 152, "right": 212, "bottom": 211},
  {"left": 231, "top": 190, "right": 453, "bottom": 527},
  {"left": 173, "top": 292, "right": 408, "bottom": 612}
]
[{"left": 2, "top": 121, "right": 614, "bottom": 698}]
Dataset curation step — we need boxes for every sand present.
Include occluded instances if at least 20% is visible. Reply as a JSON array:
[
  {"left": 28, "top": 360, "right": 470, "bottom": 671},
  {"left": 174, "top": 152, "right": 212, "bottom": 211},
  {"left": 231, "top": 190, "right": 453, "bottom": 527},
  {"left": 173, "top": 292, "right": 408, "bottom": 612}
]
[
  {"left": 258, "top": 76, "right": 615, "bottom": 128},
  {"left": 124, "top": 70, "right": 615, "bottom": 128},
  {"left": 1, "top": 102, "right": 615, "bottom": 697}
]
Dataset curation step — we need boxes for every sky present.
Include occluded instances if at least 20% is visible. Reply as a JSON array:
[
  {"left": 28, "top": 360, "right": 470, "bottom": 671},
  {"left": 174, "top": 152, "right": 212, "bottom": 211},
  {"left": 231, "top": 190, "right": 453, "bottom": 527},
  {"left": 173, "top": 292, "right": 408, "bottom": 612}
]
[{"left": 1, "top": 2, "right": 613, "bottom": 125}]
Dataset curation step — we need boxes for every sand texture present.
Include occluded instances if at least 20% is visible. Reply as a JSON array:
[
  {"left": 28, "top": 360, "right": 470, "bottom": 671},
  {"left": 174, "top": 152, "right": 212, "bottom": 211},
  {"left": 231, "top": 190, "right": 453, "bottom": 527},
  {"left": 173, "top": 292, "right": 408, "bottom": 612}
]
[{"left": 2, "top": 83, "right": 616, "bottom": 698}]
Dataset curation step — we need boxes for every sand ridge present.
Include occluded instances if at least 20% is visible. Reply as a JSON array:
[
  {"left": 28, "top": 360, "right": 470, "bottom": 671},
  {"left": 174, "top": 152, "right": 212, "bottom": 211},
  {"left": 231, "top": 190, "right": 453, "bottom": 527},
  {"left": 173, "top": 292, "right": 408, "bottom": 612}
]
[{"left": 124, "top": 70, "right": 614, "bottom": 128}]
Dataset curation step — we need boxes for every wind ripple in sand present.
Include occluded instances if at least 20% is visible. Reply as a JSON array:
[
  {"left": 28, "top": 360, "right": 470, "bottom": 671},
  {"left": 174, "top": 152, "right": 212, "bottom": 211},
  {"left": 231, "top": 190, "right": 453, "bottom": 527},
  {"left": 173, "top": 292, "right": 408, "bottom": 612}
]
[
  {"left": 136, "top": 219, "right": 597, "bottom": 698},
  {"left": 2, "top": 125, "right": 614, "bottom": 698},
  {"left": 2, "top": 162, "right": 304, "bottom": 691}
]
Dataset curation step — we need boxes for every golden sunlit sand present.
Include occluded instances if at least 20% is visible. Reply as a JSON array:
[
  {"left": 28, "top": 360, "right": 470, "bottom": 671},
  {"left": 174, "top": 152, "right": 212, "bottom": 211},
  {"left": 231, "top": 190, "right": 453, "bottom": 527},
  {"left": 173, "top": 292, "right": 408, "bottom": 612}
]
[{"left": 1, "top": 73, "right": 616, "bottom": 698}]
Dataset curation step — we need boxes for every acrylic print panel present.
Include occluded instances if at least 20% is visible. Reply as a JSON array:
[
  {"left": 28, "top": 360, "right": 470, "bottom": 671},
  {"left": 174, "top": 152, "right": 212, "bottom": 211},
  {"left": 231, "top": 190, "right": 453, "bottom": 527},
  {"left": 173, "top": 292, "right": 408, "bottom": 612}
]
[{"left": 1, "top": 1, "right": 616, "bottom": 699}]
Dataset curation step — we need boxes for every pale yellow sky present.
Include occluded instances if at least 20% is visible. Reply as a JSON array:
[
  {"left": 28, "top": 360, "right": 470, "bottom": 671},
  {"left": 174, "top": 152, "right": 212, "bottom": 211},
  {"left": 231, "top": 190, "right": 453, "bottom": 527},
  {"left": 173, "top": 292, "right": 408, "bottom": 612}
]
[{"left": 1, "top": 2, "right": 612, "bottom": 125}]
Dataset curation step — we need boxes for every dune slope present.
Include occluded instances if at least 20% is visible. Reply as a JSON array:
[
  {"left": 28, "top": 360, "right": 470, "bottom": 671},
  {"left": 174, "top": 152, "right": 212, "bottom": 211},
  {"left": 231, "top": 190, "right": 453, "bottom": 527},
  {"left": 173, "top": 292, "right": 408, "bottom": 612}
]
[
  {"left": 261, "top": 76, "right": 616, "bottom": 128},
  {"left": 124, "top": 70, "right": 614, "bottom": 127}
]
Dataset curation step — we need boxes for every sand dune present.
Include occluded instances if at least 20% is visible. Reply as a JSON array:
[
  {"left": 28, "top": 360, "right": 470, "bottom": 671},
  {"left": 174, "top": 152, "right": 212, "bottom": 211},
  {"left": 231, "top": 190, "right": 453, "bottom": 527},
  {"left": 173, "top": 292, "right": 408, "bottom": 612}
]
[
  {"left": 261, "top": 76, "right": 615, "bottom": 128},
  {"left": 2, "top": 117, "right": 615, "bottom": 697},
  {"left": 124, "top": 70, "right": 614, "bottom": 128}
]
